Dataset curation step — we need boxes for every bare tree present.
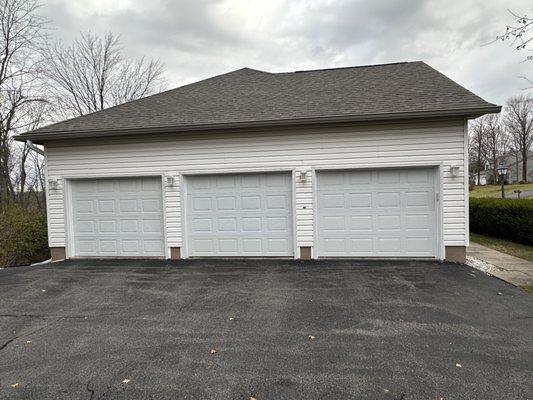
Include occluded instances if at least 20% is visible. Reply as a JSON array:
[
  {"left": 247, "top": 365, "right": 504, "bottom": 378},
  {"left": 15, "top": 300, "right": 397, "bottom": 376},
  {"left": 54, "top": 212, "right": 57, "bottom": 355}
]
[
  {"left": 469, "top": 117, "right": 487, "bottom": 185},
  {"left": 504, "top": 95, "right": 533, "bottom": 182},
  {"left": 495, "top": 10, "right": 533, "bottom": 56},
  {"left": 482, "top": 113, "right": 506, "bottom": 184},
  {"left": 43, "top": 32, "right": 166, "bottom": 119},
  {"left": 0, "top": 0, "right": 48, "bottom": 205}
]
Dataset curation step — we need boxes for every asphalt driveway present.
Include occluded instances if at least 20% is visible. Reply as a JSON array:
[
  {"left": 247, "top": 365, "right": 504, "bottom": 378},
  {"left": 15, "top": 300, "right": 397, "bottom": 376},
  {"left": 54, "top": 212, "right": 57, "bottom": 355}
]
[{"left": 0, "top": 259, "right": 532, "bottom": 400}]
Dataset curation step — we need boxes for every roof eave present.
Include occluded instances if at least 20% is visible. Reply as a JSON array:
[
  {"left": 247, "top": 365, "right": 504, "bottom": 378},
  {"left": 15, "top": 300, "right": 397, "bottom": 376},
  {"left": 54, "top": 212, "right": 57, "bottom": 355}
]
[{"left": 14, "top": 105, "right": 502, "bottom": 144}]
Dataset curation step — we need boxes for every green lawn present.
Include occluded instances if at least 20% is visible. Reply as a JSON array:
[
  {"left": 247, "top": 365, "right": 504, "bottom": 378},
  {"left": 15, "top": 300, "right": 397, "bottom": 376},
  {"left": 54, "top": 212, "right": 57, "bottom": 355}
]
[
  {"left": 469, "top": 183, "right": 533, "bottom": 198},
  {"left": 470, "top": 232, "right": 533, "bottom": 262}
]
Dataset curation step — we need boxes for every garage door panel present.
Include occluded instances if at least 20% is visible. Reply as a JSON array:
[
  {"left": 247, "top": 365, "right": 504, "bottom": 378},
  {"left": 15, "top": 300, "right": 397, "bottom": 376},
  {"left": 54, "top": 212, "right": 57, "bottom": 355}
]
[
  {"left": 407, "top": 169, "right": 431, "bottom": 183},
  {"left": 75, "top": 200, "right": 94, "bottom": 213},
  {"left": 351, "top": 238, "right": 373, "bottom": 253},
  {"left": 119, "top": 199, "right": 137, "bottom": 212},
  {"left": 349, "top": 193, "right": 372, "bottom": 208},
  {"left": 242, "top": 196, "right": 261, "bottom": 210},
  {"left": 349, "top": 216, "right": 373, "bottom": 231},
  {"left": 142, "top": 219, "right": 162, "bottom": 233},
  {"left": 97, "top": 180, "right": 115, "bottom": 192},
  {"left": 99, "top": 220, "right": 117, "bottom": 233},
  {"left": 377, "top": 192, "right": 400, "bottom": 207},
  {"left": 186, "top": 172, "right": 293, "bottom": 257},
  {"left": 193, "top": 197, "right": 211, "bottom": 211},
  {"left": 99, "top": 239, "right": 117, "bottom": 253},
  {"left": 217, "top": 218, "right": 237, "bottom": 232},
  {"left": 216, "top": 196, "right": 236, "bottom": 210},
  {"left": 193, "top": 239, "right": 214, "bottom": 253},
  {"left": 97, "top": 199, "right": 115, "bottom": 213},
  {"left": 405, "top": 191, "right": 432, "bottom": 208},
  {"left": 242, "top": 238, "right": 262, "bottom": 253},
  {"left": 71, "top": 177, "right": 164, "bottom": 257},
  {"left": 121, "top": 240, "right": 140, "bottom": 252},
  {"left": 242, "top": 217, "right": 262, "bottom": 232},
  {"left": 377, "top": 237, "right": 402, "bottom": 253},
  {"left": 192, "top": 218, "right": 212, "bottom": 232},
  {"left": 322, "top": 215, "right": 345, "bottom": 231},
  {"left": 349, "top": 171, "right": 372, "bottom": 184},
  {"left": 121, "top": 220, "right": 139, "bottom": 233},
  {"left": 322, "top": 193, "right": 345, "bottom": 209},
  {"left": 377, "top": 215, "right": 401, "bottom": 230},
  {"left": 405, "top": 214, "right": 431, "bottom": 229},
  {"left": 318, "top": 168, "right": 437, "bottom": 257}
]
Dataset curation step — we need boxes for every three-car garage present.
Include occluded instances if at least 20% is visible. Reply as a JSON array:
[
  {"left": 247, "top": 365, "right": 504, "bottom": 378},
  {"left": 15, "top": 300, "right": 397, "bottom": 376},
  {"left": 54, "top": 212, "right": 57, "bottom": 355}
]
[{"left": 67, "top": 167, "right": 439, "bottom": 260}]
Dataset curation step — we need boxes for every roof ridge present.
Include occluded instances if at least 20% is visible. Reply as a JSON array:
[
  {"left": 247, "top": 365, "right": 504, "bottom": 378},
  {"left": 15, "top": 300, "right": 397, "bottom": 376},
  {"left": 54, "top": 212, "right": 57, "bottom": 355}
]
[{"left": 292, "top": 61, "right": 417, "bottom": 74}]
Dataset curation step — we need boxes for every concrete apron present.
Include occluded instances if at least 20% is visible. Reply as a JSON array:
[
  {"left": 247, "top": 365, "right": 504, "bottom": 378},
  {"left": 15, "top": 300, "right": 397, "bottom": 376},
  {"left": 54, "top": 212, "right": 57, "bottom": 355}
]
[{"left": 467, "top": 242, "right": 533, "bottom": 287}]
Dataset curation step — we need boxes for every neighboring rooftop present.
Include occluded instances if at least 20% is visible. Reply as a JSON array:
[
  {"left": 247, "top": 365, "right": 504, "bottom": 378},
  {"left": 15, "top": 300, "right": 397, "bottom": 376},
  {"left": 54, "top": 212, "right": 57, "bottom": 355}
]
[{"left": 18, "top": 61, "right": 500, "bottom": 141}]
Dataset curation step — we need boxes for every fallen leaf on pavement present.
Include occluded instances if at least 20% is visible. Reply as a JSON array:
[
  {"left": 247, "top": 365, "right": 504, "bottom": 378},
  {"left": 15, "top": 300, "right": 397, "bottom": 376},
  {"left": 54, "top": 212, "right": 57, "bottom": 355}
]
[
  {"left": 229, "top": 317, "right": 235, "bottom": 321},
  {"left": 26, "top": 340, "right": 31, "bottom": 344},
  {"left": 249, "top": 396, "right": 257, "bottom": 400},
  {"left": 308, "top": 335, "right": 316, "bottom": 341},
  {"left": 210, "top": 349, "right": 217, "bottom": 354},
  {"left": 455, "top": 363, "right": 462, "bottom": 368},
  {"left": 121, "top": 379, "right": 131, "bottom": 384},
  {"left": 10, "top": 383, "right": 19, "bottom": 389},
  {"left": 41, "top": 289, "right": 46, "bottom": 292}
]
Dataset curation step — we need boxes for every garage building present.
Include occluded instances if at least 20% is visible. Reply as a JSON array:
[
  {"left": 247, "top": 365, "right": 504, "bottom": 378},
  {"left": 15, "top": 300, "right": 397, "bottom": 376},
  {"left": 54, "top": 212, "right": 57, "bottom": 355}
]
[{"left": 15, "top": 62, "right": 500, "bottom": 262}]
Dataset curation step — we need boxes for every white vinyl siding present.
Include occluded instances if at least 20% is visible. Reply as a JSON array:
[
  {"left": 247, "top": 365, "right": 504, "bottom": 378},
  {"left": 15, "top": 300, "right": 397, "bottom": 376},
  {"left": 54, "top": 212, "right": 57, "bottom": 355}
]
[{"left": 44, "top": 118, "right": 468, "bottom": 257}]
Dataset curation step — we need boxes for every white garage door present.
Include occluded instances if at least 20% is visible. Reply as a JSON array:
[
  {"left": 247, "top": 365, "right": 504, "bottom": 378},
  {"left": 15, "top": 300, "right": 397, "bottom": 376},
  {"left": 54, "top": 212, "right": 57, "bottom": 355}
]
[
  {"left": 317, "top": 168, "right": 437, "bottom": 257},
  {"left": 70, "top": 177, "right": 165, "bottom": 257},
  {"left": 185, "top": 173, "right": 293, "bottom": 257}
]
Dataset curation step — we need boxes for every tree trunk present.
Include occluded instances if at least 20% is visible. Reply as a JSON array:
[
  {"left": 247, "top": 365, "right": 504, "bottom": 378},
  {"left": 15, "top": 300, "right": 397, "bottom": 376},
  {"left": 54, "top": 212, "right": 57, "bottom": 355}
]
[
  {"left": 477, "top": 145, "right": 482, "bottom": 185},
  {"left": 523, "top": 148, "right": 528, "bottom": 182}
]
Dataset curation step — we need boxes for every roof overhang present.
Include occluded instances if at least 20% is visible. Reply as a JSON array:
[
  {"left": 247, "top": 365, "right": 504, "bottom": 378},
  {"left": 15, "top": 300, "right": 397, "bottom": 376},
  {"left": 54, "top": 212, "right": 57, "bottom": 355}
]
[{"left": 14, "top": 105, "right": 501, "bottom": 144}]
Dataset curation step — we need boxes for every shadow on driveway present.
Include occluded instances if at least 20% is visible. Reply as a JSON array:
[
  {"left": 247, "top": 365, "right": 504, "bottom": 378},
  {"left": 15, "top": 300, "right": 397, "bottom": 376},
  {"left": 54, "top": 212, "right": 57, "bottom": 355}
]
[{"left": 0, "top": 259, "right": 532, "bottom": 399}]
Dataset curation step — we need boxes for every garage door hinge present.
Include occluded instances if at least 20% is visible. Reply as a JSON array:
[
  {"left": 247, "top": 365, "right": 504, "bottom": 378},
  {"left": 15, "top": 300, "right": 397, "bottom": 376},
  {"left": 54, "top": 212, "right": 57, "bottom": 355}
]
[{"left": 436, "top": 192, "right": 440, "bottom": 202}]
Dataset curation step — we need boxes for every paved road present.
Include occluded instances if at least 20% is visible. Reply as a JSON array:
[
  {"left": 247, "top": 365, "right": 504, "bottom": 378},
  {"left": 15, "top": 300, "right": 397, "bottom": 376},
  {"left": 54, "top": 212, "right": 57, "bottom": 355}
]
[
  {"left": 0, "top": 259, "right": 532, "bottom": 399},
  {"left": 508, "top": 189, "right": 533, "bottom": 199}
]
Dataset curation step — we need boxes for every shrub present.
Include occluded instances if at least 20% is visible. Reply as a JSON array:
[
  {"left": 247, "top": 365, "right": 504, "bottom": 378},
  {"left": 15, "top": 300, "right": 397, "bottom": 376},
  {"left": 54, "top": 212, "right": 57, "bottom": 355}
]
[
  {"left": 0, "top": 204, "right": 50, "bottom": 267},
  {"left": 470, "top": 198, "right": 533, "bottom": 245}
]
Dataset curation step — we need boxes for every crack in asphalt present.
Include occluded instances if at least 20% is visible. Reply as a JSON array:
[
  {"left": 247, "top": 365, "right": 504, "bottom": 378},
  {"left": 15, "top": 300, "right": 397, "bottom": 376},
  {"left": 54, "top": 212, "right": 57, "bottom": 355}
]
[
  {"left": 86, "top": 380, "right": 95, "bottom": 400},
  {"left": 0, "top": 336, "right": 17, "bottom": 351},
  {"left": 0, "top": 313, "right": 103, "bottom": 319},
  {"left": 0, "top": 317, "right": 64, "bottom": 353}
]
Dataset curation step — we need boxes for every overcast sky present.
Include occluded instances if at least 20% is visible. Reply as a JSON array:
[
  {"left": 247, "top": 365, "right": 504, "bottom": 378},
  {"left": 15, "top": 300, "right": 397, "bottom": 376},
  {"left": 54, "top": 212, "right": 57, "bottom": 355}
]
[{"left": 41, "top": 0, "right": 532, "bottom": 105}]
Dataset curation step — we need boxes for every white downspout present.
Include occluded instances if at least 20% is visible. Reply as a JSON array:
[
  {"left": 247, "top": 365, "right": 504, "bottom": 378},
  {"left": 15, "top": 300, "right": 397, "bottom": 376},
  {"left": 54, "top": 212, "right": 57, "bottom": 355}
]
[{"left": 26, "top": 140, "right": 44, "bottom": 156}]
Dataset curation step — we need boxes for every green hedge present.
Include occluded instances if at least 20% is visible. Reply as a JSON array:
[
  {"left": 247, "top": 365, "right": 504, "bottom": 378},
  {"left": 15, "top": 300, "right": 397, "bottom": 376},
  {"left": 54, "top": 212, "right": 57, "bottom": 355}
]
[
  {"left": 470, "top": 198, "right": 533, "bottom": 245},
  {"left": 0, "top": 204, "right": 50, "bottom": 267}
]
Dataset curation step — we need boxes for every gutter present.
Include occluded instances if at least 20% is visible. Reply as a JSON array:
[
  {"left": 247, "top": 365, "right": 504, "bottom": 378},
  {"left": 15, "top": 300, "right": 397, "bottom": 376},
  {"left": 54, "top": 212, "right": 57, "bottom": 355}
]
[{"left": 13, "top": 105, "right": 502, "bottom": 144}]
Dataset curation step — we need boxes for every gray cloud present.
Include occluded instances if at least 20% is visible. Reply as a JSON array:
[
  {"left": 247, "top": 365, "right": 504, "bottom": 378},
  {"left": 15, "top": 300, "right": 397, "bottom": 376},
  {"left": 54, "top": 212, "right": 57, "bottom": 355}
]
[{"left": 40, "top": 0, "right": 532, "bottom": 105}]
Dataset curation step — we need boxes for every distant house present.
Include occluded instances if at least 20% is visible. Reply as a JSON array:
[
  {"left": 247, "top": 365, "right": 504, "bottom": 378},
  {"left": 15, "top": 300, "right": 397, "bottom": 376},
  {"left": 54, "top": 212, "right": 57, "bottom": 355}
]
[
  {"left": 500, "top": 151, "right": 533, "bottom": 183},
  {"left": 472, "top": 172, "right": 487, "bottom": 186},
  {"left": 476, "top": 151, "right": 533, "bottom": 185}
]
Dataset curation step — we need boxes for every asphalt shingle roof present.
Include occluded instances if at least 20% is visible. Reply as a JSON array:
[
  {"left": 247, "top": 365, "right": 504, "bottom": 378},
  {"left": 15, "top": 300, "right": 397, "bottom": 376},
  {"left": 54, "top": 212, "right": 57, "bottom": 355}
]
[{"left": 24, "top": 61, "right": 499, "bottom": 139}]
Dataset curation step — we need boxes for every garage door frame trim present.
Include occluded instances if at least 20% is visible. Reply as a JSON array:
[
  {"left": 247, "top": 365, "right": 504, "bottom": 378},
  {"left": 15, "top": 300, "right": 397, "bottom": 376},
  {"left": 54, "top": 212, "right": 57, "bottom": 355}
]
[
  {"left": 313, "top": 163, "right": 444, "bottom": 260},
  {"left": 63, "top": 174, "right": 169, "bottom": 259},
  {"left": 180, "top": 169, "right": 298, "bottom": 259}
]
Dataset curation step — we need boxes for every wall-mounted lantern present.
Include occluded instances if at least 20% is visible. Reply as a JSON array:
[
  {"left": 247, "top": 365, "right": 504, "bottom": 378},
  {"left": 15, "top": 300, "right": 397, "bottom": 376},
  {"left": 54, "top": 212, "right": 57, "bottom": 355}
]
[
  {"left": 450, "top": 165, "right": 460, "bottom": 177},
  {"left": 48, "top": 178, "right": 60, "bottom": 190},
  {"left": 165, "top": 175, "right": 175, "bottom": 187},
  {"left": 299, "top": 169, "right": 308, "bottom": 182}
]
